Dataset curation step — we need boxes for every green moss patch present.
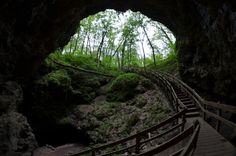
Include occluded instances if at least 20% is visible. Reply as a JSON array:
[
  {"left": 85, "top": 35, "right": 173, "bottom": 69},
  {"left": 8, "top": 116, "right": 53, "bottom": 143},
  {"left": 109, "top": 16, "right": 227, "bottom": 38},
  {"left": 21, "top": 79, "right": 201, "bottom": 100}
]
[
  {"left": 107, "top": 73, "right": 151, "bottom": 101},
  {"left": 45, "top": 69, "right": 71, "bottom": 86}
]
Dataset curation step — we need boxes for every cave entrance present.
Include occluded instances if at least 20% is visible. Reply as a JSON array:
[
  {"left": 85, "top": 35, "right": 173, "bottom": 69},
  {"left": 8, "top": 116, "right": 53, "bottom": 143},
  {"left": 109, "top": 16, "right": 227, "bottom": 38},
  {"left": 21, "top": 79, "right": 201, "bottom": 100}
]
[
  {"left": 26, "top": 9, "right": 176, "bottom": 147},
  {"left": 53, "top": 9, "right": 176, "bottom": 70}
]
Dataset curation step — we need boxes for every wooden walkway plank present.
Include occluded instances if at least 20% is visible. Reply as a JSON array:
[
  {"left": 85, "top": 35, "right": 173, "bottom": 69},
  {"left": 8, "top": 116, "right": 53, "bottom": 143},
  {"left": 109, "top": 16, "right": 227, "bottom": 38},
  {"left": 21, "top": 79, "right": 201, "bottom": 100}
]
[
  {"left": 187, "top": 117, "right": 236, "bottom": 156},
  {"left": 173, "top": 82, "right": 236, "bottom": 156}
]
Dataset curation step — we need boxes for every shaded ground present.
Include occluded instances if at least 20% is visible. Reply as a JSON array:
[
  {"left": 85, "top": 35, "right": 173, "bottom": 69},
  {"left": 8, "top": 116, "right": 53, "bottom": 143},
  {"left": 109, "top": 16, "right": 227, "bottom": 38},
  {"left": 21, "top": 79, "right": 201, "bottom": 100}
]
[
  {"left": 33, "top": 144, "right": 84, "bottom": 156},
  {"left": 32, "top": 70, "right": 173, "bottom": 155}
]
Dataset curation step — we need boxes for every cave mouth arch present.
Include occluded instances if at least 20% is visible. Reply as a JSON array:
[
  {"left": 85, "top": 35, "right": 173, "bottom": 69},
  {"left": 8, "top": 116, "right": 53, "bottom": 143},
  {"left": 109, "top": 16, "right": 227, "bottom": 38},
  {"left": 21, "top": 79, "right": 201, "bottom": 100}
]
[
  {"left": 0, "top": 0, "right": 235, "bottom": 115},
  {"left": 2, "top": 0, "right": 191, "bottom": 80}
]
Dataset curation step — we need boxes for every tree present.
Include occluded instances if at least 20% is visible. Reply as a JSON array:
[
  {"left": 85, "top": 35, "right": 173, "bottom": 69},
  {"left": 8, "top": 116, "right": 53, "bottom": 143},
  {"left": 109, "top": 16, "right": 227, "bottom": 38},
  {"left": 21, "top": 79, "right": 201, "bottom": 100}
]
[{"left": 60, "top": 9, "right": 176, "bottom": 70}]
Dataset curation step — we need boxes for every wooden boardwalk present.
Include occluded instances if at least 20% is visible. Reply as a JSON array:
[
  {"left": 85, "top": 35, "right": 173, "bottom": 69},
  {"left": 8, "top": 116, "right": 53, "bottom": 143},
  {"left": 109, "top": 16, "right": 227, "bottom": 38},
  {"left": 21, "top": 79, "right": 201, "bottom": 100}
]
[
  {"left": 176, "top": 86, "right": 236, "bottom": 156},
  {"left": 192, "top": 117, "right": 236, "bottom": 156}
]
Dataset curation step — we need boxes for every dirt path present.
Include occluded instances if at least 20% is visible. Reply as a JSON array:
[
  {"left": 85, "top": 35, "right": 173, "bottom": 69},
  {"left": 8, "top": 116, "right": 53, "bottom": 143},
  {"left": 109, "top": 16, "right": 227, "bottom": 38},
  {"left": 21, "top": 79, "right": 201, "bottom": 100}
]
[{"left": 33, "top": 143, "right": 84, "bottom": 156}]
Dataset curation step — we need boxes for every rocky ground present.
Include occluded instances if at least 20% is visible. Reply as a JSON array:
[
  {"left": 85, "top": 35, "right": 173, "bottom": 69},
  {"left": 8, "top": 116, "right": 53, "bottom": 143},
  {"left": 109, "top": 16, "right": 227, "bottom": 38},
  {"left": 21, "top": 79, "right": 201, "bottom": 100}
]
[
  {"left": 23, "top": 63, "right": 173, "bottom": 155},
  {"left": 68, "top": 83, "right": 172, "bottom": 144},
  {"left": 33, "top": 144, "right": 84, "bottom": 156}
]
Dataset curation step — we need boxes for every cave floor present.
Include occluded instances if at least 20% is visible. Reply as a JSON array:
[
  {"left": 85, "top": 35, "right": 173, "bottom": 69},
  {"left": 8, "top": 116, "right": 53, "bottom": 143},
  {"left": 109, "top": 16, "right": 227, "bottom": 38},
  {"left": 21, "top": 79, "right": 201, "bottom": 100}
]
[{"left": 33, "top": 143, "right": 84, "bottom": 156}]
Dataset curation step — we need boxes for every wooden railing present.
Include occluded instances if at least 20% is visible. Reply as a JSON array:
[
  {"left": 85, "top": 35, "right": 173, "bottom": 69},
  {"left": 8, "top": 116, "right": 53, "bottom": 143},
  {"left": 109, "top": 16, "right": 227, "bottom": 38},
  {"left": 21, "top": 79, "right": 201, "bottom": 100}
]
[
  {"left": 179, "top": 120, "right": 200, "bottom": 156},
  {"left": 159, "top": 72, "right": 236, "bottom": 133},
  {"left": 71, "top": 110, "right": 187, "bottom": 156},
  {"left": 132, "top": 68, "right": 187, "bottom": 111},
  {"left": 137, "top": 120, "right": 200, "bottom": 156},
  {"left": 70, "top": 68, "right": 201, "bottom": 156}
]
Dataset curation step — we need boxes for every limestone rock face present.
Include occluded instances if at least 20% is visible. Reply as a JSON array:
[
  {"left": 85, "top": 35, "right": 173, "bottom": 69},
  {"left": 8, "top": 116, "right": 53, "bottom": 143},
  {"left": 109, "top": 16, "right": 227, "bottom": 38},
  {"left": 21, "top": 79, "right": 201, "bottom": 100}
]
[
  {"left": 0, "top": 112, "right": 37, "bottom": 156},
  {"left": 0, "top": 82, "right": 37, "bottom": 155},
  {"left": 0, "top": 82, "right": 23, "bottom": 114},
  {"left": 178, "top": 1, "right": 236, "bottom": 103}
]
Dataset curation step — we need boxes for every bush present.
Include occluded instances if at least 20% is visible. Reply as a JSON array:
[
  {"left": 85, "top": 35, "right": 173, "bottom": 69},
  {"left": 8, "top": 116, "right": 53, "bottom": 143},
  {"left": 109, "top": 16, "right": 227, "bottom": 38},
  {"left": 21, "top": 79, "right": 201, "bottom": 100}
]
[
  {"left": 107, "top": 73, "right": 142, "bottom": 101},
  {"left": 110, "top": 73, "right": 141, "bottom": 90},
  {"left": 46, "top": 69, "right": 71, "bottom": 86},
  {"left": 126, "top": 113, "right": 139, "bottom": 131}
]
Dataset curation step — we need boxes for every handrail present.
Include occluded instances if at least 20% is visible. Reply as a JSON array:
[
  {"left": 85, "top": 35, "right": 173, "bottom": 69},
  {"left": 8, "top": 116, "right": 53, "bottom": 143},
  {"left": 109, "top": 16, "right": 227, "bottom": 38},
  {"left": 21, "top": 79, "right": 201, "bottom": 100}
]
[
  {"left": 203, "top": 100, "right": 236, "bottom": 113},
  {"left": 100, "top": 122, "right": 185, "bottom": 156},
  {"left": 71, "top": 110, "right": 186, "bottom": 156},
  {"left": 144, "top": 71, "right": 187, "bottom": 110},
  {"left": 160, "top": 72, "right": 202, "bottom": 98},
  {"left": 140, "top": 122, "right": 185, "bottom": 145},
  {"left": 137, "top": 121, "right": 200, "bottom": 156},
  {"left": 159, "top": 71, "right": 236, "bottom": 131},
  {"left": 180, "top": 121, "right": 200, "bottom": 156},
  {"left": 202, "top": 109, "right": 236, "bottom": 128},
  {"left": 159, "top": 72, "right": 236, "bottom": 113}
]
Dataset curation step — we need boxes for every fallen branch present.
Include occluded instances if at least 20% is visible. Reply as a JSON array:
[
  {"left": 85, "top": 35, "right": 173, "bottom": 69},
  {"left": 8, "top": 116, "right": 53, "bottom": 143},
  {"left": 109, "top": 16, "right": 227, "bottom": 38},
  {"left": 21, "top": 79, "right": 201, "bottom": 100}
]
[{"left": 48, "top": 57, "right": 115, "bottom": 78}]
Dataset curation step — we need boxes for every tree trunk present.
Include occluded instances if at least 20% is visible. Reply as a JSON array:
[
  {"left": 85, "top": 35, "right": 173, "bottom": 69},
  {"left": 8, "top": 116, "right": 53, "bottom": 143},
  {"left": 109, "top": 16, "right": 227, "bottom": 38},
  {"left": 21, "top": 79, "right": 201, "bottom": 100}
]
[
  {"left": 80, "top": 31, "right": 88, "bottom": 54},
  {"left": 97, "top": 30, "right": 108, "bottom": 66},
  {"left": 142, "top": 25, "right": 157, "bottom": 66},
  {"left": 73, "top": 27, "right": 81, "bottom": 54},
  {"left": 121, "top": 39, "right": 127, "bottom": 69},
  {"left": 158, "top": 25, "right": 174, "bottom": 47},
  {"left": 140, "top": 39, "right": 146, "bottom": 68}
]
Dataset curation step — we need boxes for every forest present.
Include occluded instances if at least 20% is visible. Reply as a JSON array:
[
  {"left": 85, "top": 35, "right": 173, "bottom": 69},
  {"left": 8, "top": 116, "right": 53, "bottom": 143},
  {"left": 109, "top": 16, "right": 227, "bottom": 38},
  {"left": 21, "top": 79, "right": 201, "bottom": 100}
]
[{"left": 49, "top": 9, "right": 177, "bottom": 74}]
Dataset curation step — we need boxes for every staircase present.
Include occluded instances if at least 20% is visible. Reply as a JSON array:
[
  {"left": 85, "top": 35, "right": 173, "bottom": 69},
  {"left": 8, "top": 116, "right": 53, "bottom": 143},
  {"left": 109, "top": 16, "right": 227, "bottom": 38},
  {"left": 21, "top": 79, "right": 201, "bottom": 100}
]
[{"left": 174, "top": 88, "right": 200, "bottom": 118}]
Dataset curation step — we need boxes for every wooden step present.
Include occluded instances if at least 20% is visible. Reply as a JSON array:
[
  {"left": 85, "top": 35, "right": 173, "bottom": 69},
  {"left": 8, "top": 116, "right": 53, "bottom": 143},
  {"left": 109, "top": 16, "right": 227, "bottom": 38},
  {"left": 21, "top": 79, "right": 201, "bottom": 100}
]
[
  {"left": 185, "top": 112, "right": 200, "bottom": 117},
  {"left": 177, "top": 94, "right": 187, "bottom": 97},
  {"left": 179, "top": 97, "right": 191, "bottom": 101},
  {"left": 185, "top": 104, "right": 196, "bottom": 108},
  {"left": 177, "top": 94, "right": 186, "bottom": 96},
  {"left": 187, "top": 107, "right": 199, "bottom": 112},
  {"left": 180, "top": 98, "right": 191, "bottom": 101},
  {"left": 182, "top": 100, "right": 193, "bottom": 105}
]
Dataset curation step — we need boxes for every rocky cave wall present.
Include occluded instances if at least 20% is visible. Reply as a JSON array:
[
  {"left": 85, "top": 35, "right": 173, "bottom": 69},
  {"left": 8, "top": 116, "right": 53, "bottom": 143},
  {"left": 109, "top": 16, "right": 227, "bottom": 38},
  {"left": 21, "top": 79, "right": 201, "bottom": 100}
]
[
  {"left": 177, "top": 1, "right": 236, "bottom": 104},
  {"left": 0, "top": 0, "right": 236, "bottom": 155}
]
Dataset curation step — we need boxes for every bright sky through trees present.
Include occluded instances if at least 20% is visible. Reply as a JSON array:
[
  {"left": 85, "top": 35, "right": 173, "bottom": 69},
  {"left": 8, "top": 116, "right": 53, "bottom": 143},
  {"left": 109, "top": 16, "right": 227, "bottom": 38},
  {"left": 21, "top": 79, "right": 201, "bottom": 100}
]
[
  {"left": 80, "top": 9, "right": 175, "bottom": 57},
  {"left": 62, "top": 9, "right": 176, "bottom": 68},
  {"left": 116, "top": 10, "right": 173, "bottom": 57}
]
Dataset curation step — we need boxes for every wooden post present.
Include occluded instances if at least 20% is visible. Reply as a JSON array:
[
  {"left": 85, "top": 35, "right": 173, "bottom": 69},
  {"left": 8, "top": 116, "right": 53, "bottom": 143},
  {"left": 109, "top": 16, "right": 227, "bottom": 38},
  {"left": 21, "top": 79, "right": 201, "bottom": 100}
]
[
  {"left": 203, "top": 104, "right": 206, "bottom": 120},
  {"left": 216, "top": 109, "right": 222, "bottom": 132},
  {"left": 176, "top": 99, "right": 180, "bottom": 112},
  {"left": 181, "top": 112, "right": 186, "bottom": 132},
  {"left": 92, "top": 150, "right": 96, "bottom": 156},
  {"left": 135, "top": 136, "right": 141, "bottom": 154}
]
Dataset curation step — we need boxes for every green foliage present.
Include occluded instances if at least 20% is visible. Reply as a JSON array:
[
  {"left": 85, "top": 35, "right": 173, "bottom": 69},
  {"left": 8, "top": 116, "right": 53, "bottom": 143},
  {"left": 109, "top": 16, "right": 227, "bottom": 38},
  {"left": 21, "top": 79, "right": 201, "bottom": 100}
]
[
  {"left": 145, "top": 49, "right": 178, "bottom": 74},
  {"left": 156, "top": 51, "right": 178, "bottom": 73},
  {"left": 126, "top": 113, "right": 139, "bottom": 131},
  {"left": 48, "top": 51, "right": 98, "bottom": 69},
  {"left": 107, "top": 73, "right": 142, "bottom": 101},
  {"left": 60, "top": 9, "right": 176, "bottom": 70},
  {"left": 45, "top": 69, "right": 71, "bottom": 86},
  {"left": 45, "top": 9, "right": 178, "bottom": 76},
  {"left": 110, "top": 73, "right": 141, "bottom": 91}
]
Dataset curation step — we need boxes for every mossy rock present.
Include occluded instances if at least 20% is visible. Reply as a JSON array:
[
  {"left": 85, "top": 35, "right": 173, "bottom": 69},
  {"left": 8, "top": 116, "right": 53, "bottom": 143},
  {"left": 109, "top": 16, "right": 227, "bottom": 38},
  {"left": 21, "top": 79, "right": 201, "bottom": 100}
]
[
  {"left": 107, "top": 73, "right": 142, "bottom": 102},
  {"left": 126, "top": 113, "right": 139, "bottom": 131},
  {"left": 45, "top": 69, "right": 71, "bottom": 87}
]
